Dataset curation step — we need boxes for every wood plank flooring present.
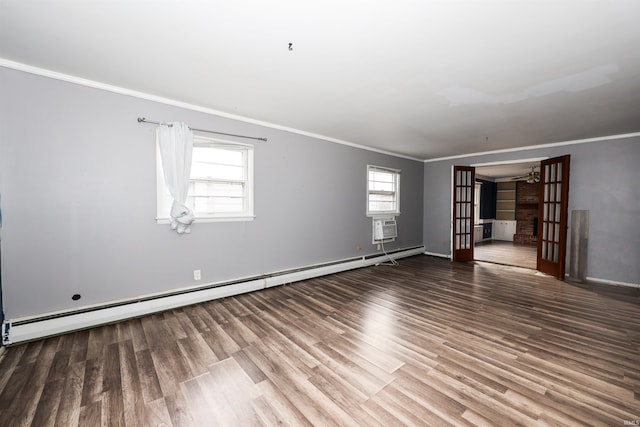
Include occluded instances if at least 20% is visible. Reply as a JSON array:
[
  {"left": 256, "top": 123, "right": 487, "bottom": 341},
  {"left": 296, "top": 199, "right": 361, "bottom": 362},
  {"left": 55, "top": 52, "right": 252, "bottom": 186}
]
[
  {"left": 1, "top": 255, "right": 639, "bottom": 426},
  {"left": 475, "top": 240, "right": 538, "bottom": 270}
]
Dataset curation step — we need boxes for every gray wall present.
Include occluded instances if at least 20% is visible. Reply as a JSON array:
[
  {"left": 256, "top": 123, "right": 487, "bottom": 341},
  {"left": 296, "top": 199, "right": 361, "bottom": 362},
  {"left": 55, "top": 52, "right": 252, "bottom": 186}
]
[
  {"left": 0, "top": 68, "right": 424, "bottom": 319},
  {"left": 423, "top": 137, "right": 640, "bottom": 285}
]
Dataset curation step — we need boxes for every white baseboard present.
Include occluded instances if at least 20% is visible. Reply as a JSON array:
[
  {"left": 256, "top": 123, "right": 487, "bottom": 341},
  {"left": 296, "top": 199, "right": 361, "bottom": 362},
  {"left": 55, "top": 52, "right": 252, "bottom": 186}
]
[
  {"left": 585, "top": 276, "right": 640, "bottom": 288},
  {"left": 2, "top": 246, "right": 425, "bottom": 345},
  {"left": 423, "top": 251, "right": 451, "bottom": 259}
]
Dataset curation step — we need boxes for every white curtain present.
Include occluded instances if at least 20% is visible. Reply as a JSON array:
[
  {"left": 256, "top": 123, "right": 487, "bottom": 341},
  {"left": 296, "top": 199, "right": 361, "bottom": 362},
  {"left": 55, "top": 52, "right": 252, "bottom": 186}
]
[{"left": 157, "top": 122, "right": 194, "bottom": 234}]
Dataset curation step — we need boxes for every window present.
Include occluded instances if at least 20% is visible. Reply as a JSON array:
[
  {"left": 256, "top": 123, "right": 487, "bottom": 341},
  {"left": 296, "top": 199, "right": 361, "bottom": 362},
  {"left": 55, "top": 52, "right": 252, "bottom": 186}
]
[
  {"left": 367, "top": 165, "right": 400, "bottom": 216},
  {"left": 157, "top": 136, "right": 254, "bottom": 222}
]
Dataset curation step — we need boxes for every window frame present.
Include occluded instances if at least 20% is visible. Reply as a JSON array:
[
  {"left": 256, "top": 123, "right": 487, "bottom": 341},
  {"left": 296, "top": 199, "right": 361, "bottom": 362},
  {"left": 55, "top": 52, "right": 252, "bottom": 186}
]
[
  {"left": 366, "top": 165, "right": 401, "bottom": 217},
  {"left": 156, "top": 135, "right": 255, "bottom": 223}
]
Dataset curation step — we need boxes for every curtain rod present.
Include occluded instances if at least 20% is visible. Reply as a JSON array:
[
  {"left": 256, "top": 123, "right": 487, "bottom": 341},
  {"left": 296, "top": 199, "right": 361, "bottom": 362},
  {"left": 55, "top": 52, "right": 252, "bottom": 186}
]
[{"left": 137, "top": 117, "right": 267, "bottom": 142}]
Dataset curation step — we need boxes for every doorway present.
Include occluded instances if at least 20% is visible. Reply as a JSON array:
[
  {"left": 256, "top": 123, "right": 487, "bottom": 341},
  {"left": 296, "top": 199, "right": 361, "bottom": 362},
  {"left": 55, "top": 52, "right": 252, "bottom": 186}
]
[
  {"left": 474, "top": 161, "right": 541, "bottom": 269},
  {"left": 453, "top": 156, "right": 571, "bottom": 280}
]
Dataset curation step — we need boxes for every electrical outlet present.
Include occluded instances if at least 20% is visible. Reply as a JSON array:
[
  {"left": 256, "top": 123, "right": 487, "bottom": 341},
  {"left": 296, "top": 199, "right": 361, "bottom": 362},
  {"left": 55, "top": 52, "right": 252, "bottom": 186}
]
[
  {"left": 357, "top": 246, "right": 362, "bottom": 251},
  {"left": 377, "top": 244, "right": 381, "bottom": 250},
  {"left": 193, "top": 269, "right": 201, "bottom": 281}
]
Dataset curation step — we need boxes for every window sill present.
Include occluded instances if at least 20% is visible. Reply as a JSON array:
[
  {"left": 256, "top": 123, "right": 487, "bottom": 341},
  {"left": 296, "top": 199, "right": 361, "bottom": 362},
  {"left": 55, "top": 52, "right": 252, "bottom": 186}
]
[
  {"left": 367, "top": 212, "right": 401, "bottom": 218},
  {"left": 156, "top": 215, "right": 255, "bottom": 224}
]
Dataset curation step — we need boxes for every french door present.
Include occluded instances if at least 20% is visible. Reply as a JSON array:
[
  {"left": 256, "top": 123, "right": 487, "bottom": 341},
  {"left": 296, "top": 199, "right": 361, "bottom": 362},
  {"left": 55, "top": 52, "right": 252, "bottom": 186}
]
[
  {"left": 537, "top": 155, "right": 571, "bottom": 279},
  {"left": 453, "top": 166, "right": 475, "bottom": 262}
]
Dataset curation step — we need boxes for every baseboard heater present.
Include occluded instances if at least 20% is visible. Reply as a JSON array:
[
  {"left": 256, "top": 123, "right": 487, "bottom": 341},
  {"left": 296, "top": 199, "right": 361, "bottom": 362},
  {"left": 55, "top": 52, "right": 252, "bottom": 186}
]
[{"left": 2, "top": 246, "right": 425, "bottom": 345}]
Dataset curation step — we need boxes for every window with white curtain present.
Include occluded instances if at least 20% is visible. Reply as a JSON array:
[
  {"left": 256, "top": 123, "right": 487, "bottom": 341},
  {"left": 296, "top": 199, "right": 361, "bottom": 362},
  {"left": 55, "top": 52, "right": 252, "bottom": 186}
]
[
  {"left": 367, "top": 165, "right": 400, "bottom": 216},
  {"left": 157, "top": 136, "right": 254, "bottom": 222}
]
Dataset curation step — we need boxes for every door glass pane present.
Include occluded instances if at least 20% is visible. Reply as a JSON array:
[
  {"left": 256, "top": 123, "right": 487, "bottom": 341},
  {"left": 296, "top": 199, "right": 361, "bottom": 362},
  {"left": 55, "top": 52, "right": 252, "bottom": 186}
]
[
  {"left": 557, "top": 163, "right": 562, "bottom": 178},
  {"left": 556, "top": 183, "right": 561, "bottom": 202},
  {"left": 545, "top": 164, "right": 551, "bottom": 183},
  {"left": 548, "top": 204, "right": 554, "bottom": 223},
  {"left": 544, "top": 184, "right": 549, "bottom": 202},
  {"left": 553, "top": 243, "right": 559, "bottom": 262},
  {"left": 543, "top": 222, "right": 548, "bottom": 240},
  {"left": 555, "top": 203, "right": 561, "bottom": 222},
  {"left": 550, "top": 164, "right": 556, "bottom": 182},
  {"left": 554, "top": 223, "right": 560, "bottom": 242},
  {"left": 542, "top": 240, "right": 547, "bottom": 259}
]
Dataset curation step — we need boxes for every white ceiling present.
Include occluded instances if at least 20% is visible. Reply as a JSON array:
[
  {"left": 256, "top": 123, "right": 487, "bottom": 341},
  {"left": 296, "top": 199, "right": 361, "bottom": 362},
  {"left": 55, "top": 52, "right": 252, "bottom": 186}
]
[{"left": 2, "top": 0, "right": 640, "bottom": 160}]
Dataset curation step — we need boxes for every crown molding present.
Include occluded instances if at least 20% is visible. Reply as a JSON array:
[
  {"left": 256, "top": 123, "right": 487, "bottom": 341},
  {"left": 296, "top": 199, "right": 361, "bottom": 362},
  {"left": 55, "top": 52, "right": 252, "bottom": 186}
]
[
  {"left": 0, "top": 58, "right": 422, "bottom": 162},
  {"left": 423, "top": 132, "right": 640, "bottom": 163}
]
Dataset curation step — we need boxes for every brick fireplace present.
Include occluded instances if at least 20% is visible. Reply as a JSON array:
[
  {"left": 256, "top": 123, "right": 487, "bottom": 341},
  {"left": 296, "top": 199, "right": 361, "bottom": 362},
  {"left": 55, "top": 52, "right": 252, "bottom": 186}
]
[{"left": 514, "top": 181, "right": 539, "bottom": 245}]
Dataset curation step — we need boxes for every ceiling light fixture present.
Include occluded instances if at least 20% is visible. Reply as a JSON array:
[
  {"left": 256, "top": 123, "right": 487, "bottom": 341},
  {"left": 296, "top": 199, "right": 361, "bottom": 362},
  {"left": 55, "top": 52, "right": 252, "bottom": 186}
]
[{"left": 513, "top": 165, "right": 540, "bottom": 184}]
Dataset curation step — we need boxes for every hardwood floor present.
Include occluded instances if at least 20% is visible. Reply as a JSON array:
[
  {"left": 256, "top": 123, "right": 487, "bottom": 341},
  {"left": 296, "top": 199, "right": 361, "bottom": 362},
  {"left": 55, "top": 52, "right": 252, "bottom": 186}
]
[
  {"left": 0, "top": 255, "right": 639, "bottom": 426},
  {"left": 475, "top": 240, "right": 538, "bottom": 269}
]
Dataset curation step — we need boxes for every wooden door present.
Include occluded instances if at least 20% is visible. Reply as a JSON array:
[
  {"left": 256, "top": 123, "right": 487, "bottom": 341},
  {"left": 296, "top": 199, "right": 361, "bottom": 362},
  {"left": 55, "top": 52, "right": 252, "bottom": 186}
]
[
  {"left": 453, "top": 166, "right": 475, "bottom": 262},
  {"left": 537, "top": 155, "right": 571, "bottom": 279}
]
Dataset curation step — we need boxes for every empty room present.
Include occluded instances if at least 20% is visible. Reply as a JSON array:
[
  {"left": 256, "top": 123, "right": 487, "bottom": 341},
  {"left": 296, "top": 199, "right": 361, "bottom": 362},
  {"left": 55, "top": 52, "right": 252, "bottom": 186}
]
[{"left": 0, "top": 1, "right": 639, "bottom": 426}]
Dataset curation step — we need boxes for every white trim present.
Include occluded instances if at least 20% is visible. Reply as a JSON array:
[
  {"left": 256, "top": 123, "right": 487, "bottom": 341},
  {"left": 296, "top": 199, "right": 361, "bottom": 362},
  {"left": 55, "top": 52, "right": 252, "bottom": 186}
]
[
  {"left": 470, "top": 157, "right": 548, "bottom": 168},
  {"left": 0, "top": 59, "right": 421, "bottom": 162},
  {"left": 424, "top": 251, "right": 451, "bottom": 259},
  {"left": 156, "top": 216, "right": 255, "bottom": 224},
  {"left": 2, "top": 246, "right": 425, "bottom": 344},
  {"left": 585, "top": 276, "right": 639, "bottom": 288},
  {"left": 424, "top": 132, "right": 640, "bottom": 163}
]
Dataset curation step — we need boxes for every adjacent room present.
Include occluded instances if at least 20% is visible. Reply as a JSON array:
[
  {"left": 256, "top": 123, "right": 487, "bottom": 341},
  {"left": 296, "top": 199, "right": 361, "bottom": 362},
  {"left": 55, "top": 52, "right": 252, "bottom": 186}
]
[{"left": 1, "top": 1, "right": 639, "bottom": 426}]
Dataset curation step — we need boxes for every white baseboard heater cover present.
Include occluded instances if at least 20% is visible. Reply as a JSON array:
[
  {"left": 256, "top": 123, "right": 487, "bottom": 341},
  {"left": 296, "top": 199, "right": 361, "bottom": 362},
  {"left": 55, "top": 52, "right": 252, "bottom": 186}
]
[{"left": 2, "top": 246, "right": 425, "bottom": 345}]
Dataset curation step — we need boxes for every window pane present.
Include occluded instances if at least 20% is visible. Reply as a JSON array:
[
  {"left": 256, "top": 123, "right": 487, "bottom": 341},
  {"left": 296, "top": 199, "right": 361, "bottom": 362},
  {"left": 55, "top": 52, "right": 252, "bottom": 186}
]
[
  {"left": 192, "top": 196, "right": 243, "bottom": 213},
  {"left": 188, "top": 181, "right": 245, "bottom": 214},
  {"left": 369, "top": 193, "right": 397, "bottom": 213},
  {"left": 191, "top": 162, "right": 244, "bottom": 180},
  {"left": 367, "top": 166, "right": 399, "bottom": 213},
  {"left": 369, "top": 201, "right": 397, "bottom": 212},
  {"left": 370, "top": 181, "right": 395, "bottom": 192},
  {"left": 191, "top": 181, "right": 243, "bottom": 198},
  {"left": 193, "top": 146, "right": 243, "bottom": 165},
  {"left": 191, "top": 146, "right": 245, "bottom": 181},
  {"left": 370, "top": 170, "right": 394, "bottom": 183}
]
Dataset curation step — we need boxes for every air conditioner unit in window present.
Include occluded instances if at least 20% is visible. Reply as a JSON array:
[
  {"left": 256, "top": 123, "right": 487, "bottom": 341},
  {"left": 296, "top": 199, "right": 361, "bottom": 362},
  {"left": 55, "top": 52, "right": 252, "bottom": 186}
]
[{"left": 373, "top": 217, "right": 397, "bottom": 243}]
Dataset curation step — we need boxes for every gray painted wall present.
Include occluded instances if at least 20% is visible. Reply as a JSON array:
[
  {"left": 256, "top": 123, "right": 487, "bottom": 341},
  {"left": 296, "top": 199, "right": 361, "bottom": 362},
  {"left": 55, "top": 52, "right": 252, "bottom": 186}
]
[
  {"left": 0, "top": 68, "right": 424, "bottom": 319},
  {"left": 423, "top": 137, "right": 640, "bottom": 284}
]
